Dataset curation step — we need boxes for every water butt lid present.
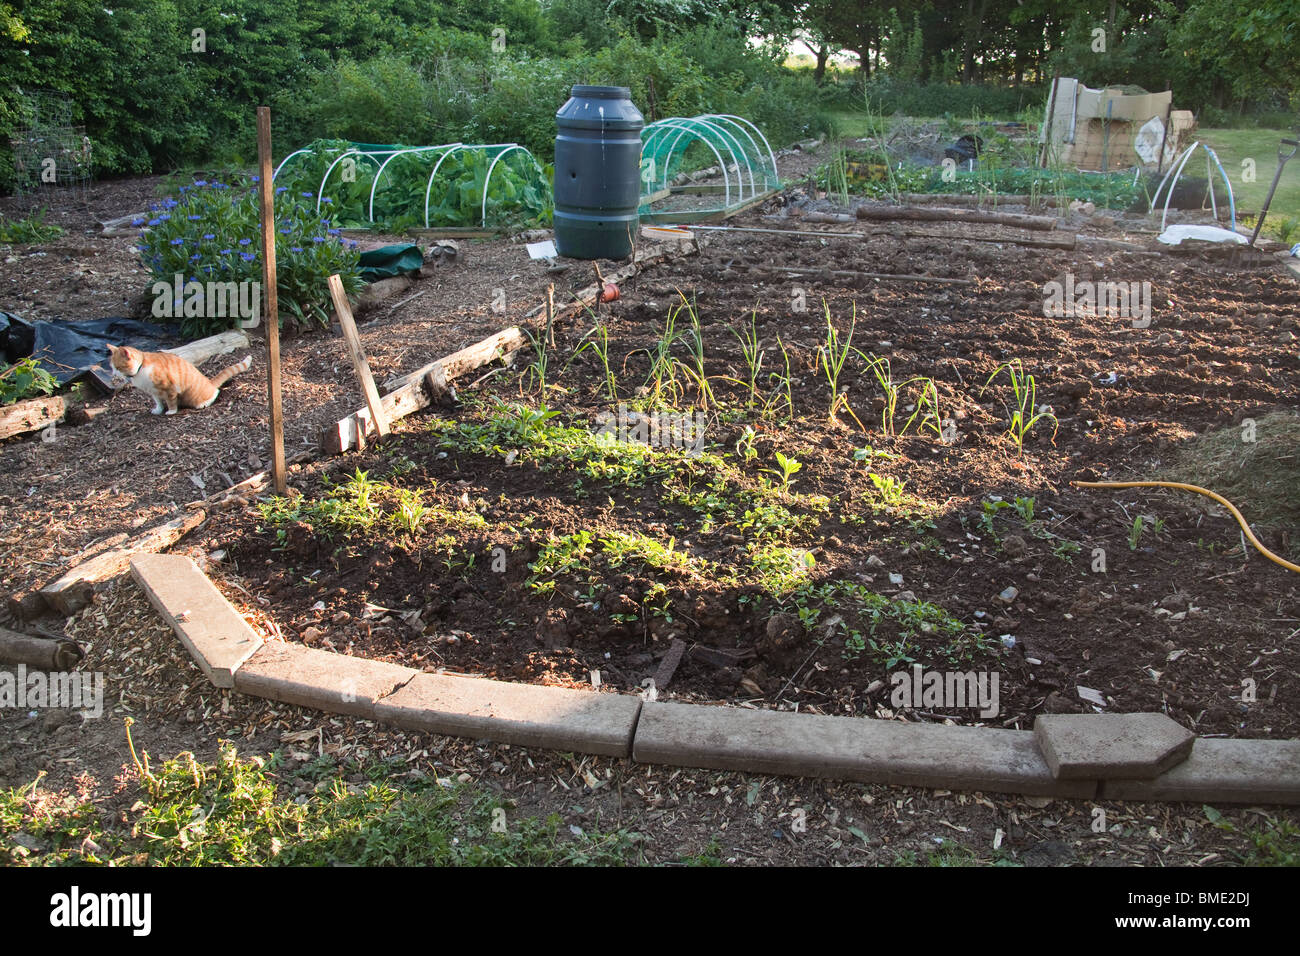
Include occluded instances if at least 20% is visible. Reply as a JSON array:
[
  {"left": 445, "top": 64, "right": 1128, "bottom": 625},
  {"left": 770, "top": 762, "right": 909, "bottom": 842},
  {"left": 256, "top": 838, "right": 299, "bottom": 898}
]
[{"left": 569, "top": 85, "right": 631, "bottom": 98}]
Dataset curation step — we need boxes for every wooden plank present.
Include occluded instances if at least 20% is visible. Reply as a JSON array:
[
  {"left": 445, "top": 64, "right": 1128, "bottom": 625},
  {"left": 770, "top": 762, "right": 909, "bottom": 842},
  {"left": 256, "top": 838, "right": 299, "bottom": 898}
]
[
  {"left": 163, "top": 330, "right": 249, "bottom": 366},
  {"left": 39, "top": 510, "right": 207, "bottom": 615},
  {"left": 256, "top": 106, "right": 287, "bottom": 496},
  {"left": 640, "top": 187, "right": 782, "bottom": 226},
  {"left": 406, "top": 227, "right": 502, "bottom": 239},
  {"left": 328, "top": 273, "right": 389, "bottom": 437},
  {"left": 721, "top": 187, "right": 783, "bottom": 220},
  {"left": 0, "top": 395, "right": 64, "bottom": 441},
  {"left": 129, "top": 553, "right": 263, "bottom": 689},
  {"left": 652, "top": 639, "right": 687, "bottom": 692}
]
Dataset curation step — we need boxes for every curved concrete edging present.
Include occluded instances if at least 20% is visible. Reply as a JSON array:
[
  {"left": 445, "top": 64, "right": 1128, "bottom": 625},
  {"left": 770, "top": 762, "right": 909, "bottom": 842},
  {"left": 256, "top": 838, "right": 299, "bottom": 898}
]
[{"left": 128, "top": 553, "right": 1300, "bottom": 805}]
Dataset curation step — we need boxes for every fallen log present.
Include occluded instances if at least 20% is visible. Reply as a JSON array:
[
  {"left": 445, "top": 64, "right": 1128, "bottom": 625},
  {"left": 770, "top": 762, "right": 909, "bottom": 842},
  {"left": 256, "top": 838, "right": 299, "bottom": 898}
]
[
  {"left": 895, "top": 193, "right": 1062, "bottom": 208},
  {"left": 323, "top": 326, "right": 527, "bottom": 455},
  {"left": 353, "top": 275, "right": 415, "bottom": 314},
  {"left": 39, "top": 510, "right": 206, "bottom": 615},
  {"left": 98, "top": 211, "right": 149, "bottom": 236},
  {"left": 163, "top": 330, "right": 249, "bottom": 366},
  {"left": 797, "top": 211, "right": 856, "bottom": 224},
  {"left": 0, "top": 395, "right": 65, "bottom": 441},
  {"left": 0, "top": 626, "right": 84, "bottom": 670},
  {"left": 853, "top": 204, "right": 1058, "bottom": 231}
]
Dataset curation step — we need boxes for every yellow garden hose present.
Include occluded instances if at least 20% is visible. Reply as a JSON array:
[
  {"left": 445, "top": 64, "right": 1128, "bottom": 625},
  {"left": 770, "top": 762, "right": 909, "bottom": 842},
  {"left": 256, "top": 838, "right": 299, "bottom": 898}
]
[{"left": 1070, "top": 480, "right": 1300, "bottom": 575}]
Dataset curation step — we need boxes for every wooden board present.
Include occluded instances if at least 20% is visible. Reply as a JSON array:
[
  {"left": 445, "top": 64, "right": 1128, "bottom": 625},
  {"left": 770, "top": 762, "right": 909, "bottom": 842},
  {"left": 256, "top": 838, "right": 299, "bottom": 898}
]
[
  {"left": 641, "top": 187, "right": 782, "bottom": 225},
  {"left": 328, "top": 273, "right": 389, "bottom": 437}
]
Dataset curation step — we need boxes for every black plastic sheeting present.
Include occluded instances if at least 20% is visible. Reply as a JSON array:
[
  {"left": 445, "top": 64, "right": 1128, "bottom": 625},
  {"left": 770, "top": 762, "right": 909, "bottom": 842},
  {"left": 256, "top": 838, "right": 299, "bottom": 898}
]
[
  {"left": 3, "top": 250, "right": 421, "bottom": 393},
  {"left": 1, "top": 311, "right": 181, "bottom": 392},
  {"left": 943, "top": 134, "right": 984, "bottom": 163}
]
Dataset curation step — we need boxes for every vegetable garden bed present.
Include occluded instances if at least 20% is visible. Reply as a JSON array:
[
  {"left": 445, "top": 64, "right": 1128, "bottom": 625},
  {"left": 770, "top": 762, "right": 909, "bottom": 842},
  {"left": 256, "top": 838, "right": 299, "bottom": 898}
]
[{"left": 204, "top": 225, "right": 1300, "bottom": 740}]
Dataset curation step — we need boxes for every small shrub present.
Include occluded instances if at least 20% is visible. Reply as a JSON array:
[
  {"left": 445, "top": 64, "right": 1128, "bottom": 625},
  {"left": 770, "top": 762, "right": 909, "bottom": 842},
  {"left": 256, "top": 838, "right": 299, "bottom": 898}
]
[
  {"left": 0, "top": 357, "right": 58, "bottom": 405},
  {"left": 0, "top": 208, "right": 64, "bottom": 244},
  {"left": 135, "top": 178, "right": 363, "bottom": 337}
]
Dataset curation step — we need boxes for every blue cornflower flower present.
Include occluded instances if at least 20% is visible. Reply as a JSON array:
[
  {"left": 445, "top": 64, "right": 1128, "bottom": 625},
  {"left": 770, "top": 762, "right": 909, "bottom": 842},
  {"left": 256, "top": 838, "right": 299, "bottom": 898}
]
[
  {"left": 158, "top": 213, "right": 171, "bottom": 221},
  {"left": 240, "top": 252, "right": 256, "bottom": 262},
  {"left": 312, "top": 236, "right": 326, "bottom": 243},
  {"left": 320, "top": 197, "right": 333, "bottom": 204},
  {"left": 170, "top": 237, "right": 184, "bottom": 246},
  {"left": 300, "top": 191, "right": 314, "bottom": 199},
  {"left": 194, "top": 179, "right": 207, "bottom": 187},
  {"left": 219, "top": 249, "right": 232, "bottom": 255},
  {"left": 290, "top": 246, "right": 303, "bottom": 253},
  {"left": 203, "top": 233, "right": 215, "bottom": 240},
  {"left": 131, "top": 218, "right": 145, "bottom": 227},
  {"left": 280, "top": 227, "right": 291, "bottom": 234},
  {"left": 188, "top": 214, "right": 202, "bottom": 220},
  {"left": 275, "top": 186, "right": 288, "bottom": 194},
  {"left": 327, "top": 228, "right": 341, "bottom": 236},
  {"left": 190, "top": 253, "right": 201, "bottom": 261},
  {"left": 238, "top": 238, "right": 251, "bottom": 246},
  {"left": 147, "top": 219, "right": 161, "bottom": 227}
]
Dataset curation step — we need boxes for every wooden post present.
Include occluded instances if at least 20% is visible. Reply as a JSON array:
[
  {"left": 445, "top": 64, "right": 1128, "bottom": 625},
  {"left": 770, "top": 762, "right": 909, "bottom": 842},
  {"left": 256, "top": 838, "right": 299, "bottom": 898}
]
[
  {"left": 256, "top": 106, "right": 287, "bottom": 495},
  {"left": 327, "top": 273, "right": 389, "bottom": 437},
  {"left": 1039, "top": 73, "right": 1060, "bottom": 169}
]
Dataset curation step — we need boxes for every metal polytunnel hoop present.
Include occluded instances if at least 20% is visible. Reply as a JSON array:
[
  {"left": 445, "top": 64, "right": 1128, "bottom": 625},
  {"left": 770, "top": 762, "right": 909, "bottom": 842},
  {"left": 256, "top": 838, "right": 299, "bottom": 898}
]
[
  {"left": 272, "top": 140, "right": 553, "bottom": 230},
  {"left": 420, "top": 143, "right": 534, "bottom": 228},
  {"left": 638, "top": 115, "right": 783, "bottom": 223},
  {"left": 642, "top": 120, "right": 733, "bottom": 206},
  {"left": 699, "top": 114, "right": 780, "bottom": 187},
  {"left": 1150, "top": 141, "right": 1237, "bottom": 233},
  {"left": 643, "top": 117, "right": 752, "bottom": 203},
  {"left": 369, "top": 145, "right": 457, "bottom": 222}
]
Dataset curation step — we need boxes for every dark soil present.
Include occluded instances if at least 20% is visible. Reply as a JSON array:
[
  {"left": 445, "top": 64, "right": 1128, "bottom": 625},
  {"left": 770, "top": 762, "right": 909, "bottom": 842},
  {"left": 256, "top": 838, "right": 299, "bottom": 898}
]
[
  {"left": 207, "top": 218, "right": 1300, "bottom": 739},
  {"left": 0, "top": 174, "right": 643, "bottom": 601}
]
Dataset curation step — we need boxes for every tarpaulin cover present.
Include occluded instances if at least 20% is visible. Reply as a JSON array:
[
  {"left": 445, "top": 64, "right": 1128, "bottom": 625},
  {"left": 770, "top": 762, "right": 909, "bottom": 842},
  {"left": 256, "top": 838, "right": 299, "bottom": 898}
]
[
  {"left": 1, "top": 311, "right": 180, "bottom": 390},
  {"left": 358, "top": 244, "right": 424, "bottom": 281}
]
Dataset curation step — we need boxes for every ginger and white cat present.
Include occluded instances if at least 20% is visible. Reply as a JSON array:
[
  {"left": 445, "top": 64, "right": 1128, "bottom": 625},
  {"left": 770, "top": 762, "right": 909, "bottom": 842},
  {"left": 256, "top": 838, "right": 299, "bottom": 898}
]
[{"left": 107, "top": 344, "right": 251, "bottom": 415}]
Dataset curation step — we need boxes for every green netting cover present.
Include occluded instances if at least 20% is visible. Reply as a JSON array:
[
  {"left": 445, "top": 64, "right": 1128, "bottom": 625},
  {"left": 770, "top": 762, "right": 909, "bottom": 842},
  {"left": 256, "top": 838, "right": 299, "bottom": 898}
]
[
  {"left": 273, "top": 139, "right": 553, "bottom": 230},
  {"left": 638, "top": 115, "right": 780, "bottom": 219}
]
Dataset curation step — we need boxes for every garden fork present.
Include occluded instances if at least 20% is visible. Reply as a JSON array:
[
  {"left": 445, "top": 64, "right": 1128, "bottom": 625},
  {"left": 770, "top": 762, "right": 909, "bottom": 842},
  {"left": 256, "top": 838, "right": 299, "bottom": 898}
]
[{"left": 1248, "top": 131, "right": 1299, "bottom": 245}]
